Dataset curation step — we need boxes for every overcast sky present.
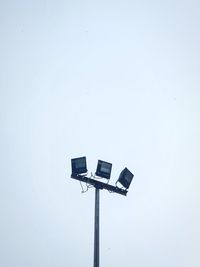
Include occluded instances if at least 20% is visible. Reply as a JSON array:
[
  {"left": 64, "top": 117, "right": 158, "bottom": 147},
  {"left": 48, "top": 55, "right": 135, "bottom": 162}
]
[{"left": 1, "top": 0, "right": 200, "bottom": 266}]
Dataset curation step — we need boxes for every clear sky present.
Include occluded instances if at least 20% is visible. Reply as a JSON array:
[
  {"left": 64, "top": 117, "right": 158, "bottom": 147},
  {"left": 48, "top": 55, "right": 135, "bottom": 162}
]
[{"left": 0, "top": 0, "right": 200, "bottom": 266}]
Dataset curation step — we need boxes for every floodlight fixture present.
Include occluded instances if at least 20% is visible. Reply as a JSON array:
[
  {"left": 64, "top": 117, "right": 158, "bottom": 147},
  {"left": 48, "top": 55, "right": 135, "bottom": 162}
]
[
  {"left": 71, "top": 156, "right": 87, "bottom": 176},
  {"left": 117, "top": 167, "right": 134, "bottom": 189},
  {"left": 95, "top": 160, "right": 112, "bottom": 179}
]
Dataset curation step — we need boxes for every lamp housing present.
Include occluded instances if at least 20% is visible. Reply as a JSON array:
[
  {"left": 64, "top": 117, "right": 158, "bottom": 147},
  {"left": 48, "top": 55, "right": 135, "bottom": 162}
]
[
  {"left": 95, "top": 160, "right": 112, "bottom": 179},
  {"left": 71, "top": 156, "right": 87, "bottom": 176},
  {"left": 117, "top": 168, "right": 134, "bottom": 189}
]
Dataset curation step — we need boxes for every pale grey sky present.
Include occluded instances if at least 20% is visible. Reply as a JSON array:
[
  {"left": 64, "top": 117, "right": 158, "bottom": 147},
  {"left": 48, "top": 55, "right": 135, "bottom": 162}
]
[{"left": 0, "top": 0, "right": 200, "bottom": 266}]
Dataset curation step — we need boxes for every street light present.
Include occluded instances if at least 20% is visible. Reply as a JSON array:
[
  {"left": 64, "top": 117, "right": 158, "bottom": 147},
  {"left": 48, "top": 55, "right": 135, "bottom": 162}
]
[{"left": 69, "top": 156, "right": 134, "bottom": 267}]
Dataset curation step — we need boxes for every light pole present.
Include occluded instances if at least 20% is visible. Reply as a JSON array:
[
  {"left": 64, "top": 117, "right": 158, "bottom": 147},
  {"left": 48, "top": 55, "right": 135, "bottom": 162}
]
[
  {"left": 94, "top": 187, "right": 100, "bottom": 267},
  {"left": 70, "top": 157, "right": 134, "bottom": 267}
]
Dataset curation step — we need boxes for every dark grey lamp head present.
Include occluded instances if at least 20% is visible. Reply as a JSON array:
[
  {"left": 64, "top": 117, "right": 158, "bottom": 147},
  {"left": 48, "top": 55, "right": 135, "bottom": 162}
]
[
  {"left": 71, "top": 156, "right": 87, "bottom": 175},
  {"left": 95, "top": 160, "right": 112, "bottom": 179},
  {"left": 118, "top": 168, "right": 134, "bottom": 189}
]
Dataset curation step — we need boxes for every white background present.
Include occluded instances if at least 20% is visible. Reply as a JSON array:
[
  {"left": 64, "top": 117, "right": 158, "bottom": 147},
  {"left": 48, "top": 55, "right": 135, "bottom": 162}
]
[{"left": 0, "top": 0, "right": 200, "bottom": 266}]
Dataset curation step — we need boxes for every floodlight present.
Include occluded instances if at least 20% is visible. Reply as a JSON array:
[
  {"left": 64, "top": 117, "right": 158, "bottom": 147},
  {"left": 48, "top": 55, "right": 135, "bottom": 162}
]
[
  {"left": 71, "top": 156, "right": 87, "bottom": 176},
  {"left": 95, "top": 160, "right": 112, "bottom": 179},
  {"left": 117, "top": 168, "right": 134, "bottom": 189}
]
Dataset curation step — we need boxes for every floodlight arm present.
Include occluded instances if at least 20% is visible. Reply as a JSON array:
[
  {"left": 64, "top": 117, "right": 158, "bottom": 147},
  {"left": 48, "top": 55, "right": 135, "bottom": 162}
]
[{"left": 71, "top": 174, "right": 128, "bottom": 196}]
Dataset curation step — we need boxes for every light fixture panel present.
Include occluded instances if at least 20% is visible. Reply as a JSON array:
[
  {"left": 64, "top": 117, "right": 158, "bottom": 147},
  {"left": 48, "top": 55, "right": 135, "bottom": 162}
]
[
  {"left": 71, "top": 156, "right": 87, "bottom": 175},
  {"left": 95, "top": 160, "right": 112, "bottom": 179},
  {"left": 118, "top": 168, "right": 134, "bottom": 189}
]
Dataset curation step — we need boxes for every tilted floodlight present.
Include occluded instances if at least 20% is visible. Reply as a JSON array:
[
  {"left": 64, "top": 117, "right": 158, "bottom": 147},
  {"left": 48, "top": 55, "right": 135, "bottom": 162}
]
[
  {"left": 117, "top": 168, "right": 134, "bottom": 189},
  {"left": 71, "top": 156, "right": 87, "bottom": 176},
  {"left": 95, "top": 160, "right": 112, "bottom": 179}
]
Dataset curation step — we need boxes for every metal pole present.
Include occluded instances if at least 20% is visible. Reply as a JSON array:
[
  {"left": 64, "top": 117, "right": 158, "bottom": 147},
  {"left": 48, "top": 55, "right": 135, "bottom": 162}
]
[{"left": 94, "top": 187, "right": 100, "bottom": 267}]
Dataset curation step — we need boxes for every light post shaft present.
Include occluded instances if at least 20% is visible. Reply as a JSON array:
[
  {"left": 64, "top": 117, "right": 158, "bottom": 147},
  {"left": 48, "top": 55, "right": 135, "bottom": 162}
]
[{"left": 94, "top": 188, "right": 100, "bottom": 267}]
